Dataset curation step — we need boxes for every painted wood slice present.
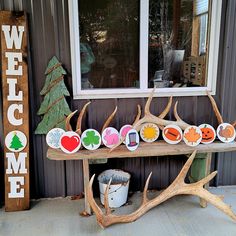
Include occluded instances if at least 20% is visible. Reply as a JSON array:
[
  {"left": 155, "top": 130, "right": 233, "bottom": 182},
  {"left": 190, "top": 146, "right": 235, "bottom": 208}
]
[
  {"left": 120, "top": 124, "right": 132, "bottom": 144},
  {"left": 60, "top": 131, "right": 81, "bottom": 154},
  {"left": 216, "top": 123, "right": 236, "bottom": 143},
  {"left": 140, "top": 123, "right": 159, "bottom": 143},
  {"left": 81, "top": 129, "right": 101, "bottom": 150},
  {"left": 199, "top": 124, "right": 216, "bottom": 144},
  {"left": 102, "top": 127, "right": 120, "bottom": 148},
  {"left": 46, "top": 128, "right": 65, "bottom": 149},
  {"left": 125, "top": 129, "right": 139, "bottom": 151},
  {"left": 163, "top": 125, "right": 182, "bottom": 144},
  {"left": 183, "top": 126, "right": 202, "bottom": 147},
  {"left": 5, "top": 130, "right": 27, "bottom": 152}
]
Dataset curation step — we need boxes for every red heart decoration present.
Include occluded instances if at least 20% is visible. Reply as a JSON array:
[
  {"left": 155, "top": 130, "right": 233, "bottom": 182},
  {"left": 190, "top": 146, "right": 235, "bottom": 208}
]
[{"left": 61, "top": 135, "right": 80, "bottom": 152}]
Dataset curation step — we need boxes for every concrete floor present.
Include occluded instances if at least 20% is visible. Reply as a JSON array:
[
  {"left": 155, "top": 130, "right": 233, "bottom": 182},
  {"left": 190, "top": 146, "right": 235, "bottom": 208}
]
[{"left": 1, "top": 187, "right": 236, "bottom": 236}]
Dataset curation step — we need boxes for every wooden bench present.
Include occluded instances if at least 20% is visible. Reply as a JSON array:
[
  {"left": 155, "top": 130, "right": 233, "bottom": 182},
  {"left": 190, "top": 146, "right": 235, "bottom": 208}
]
[{"left": 47, "top": 141, "right": 236, "bottom": 215}]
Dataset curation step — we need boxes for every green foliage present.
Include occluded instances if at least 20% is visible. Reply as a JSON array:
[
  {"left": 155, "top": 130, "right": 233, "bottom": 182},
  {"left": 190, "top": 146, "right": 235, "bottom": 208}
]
[
  {"left": 35, "top": 56, "right": 71, "bottom": 134},
  {"left": 10, "top": 133, "right": 23, "bottom": 150},
  {"left": 82, "top": 130, "right": 100, "bottom": 147}
]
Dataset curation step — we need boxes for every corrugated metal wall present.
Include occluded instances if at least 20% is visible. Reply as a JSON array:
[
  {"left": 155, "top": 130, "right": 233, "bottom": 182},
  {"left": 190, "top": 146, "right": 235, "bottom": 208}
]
[{"left": 0, "top": 0, "right": 236, "bottom": 200}]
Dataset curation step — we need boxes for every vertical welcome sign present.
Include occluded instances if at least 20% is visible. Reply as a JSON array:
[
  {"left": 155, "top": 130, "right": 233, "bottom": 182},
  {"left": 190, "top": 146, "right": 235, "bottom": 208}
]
[{"left": 0, "top": 11, "right": 29, "bottom": 211}]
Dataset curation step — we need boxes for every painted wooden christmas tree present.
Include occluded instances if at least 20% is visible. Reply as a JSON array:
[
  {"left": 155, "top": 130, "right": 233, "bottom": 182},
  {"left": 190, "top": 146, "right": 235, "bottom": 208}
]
[{"left": 35, "top": 56, "right": 71, "bottom": 134}]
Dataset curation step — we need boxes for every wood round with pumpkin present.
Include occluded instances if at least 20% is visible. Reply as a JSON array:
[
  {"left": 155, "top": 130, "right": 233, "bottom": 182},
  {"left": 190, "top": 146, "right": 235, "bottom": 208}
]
[{"left": 199, "top": 124, "right": 216, "bottom": 144}]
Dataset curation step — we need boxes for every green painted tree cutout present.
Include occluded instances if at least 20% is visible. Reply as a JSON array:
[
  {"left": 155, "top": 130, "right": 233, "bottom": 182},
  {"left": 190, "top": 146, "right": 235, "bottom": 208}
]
[
  {"left": 35, "top": 56, "right": 71, "bottom": 134},
  {"left": 10, "top": 133, "right": 23, "bottom": 150},
  {"left": 83, "top": 130, "right": 100, "bottom": 148}
]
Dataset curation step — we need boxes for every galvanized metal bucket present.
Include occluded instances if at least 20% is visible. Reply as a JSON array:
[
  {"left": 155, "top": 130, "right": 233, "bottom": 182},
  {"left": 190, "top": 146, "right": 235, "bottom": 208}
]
[{"left": 98, "top": 169, "right": 130, "bottom": 208}]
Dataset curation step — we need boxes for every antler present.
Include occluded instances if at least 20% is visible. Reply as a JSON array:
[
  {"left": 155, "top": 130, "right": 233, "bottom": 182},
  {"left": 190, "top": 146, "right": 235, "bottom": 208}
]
[
  {"left": 101, "top": 106, "right": 118, "bottom": 133},
  {"left": 158, "top": 97, "right": 172, "bottom": 119},
  {"left": 207, "top": 92, "right": 236, "bottom": 127},
  {"left": 87, "top": 151, "right": 236, "bottom": 228},
  {"left": 110, "top": 88, "right": 190, "bottom": 152},
  {"left": 65, "top": 110, "right": 78, "bottom": 131},
  {"left": 157, "top": 97, "right": 172, "bottom": 130},
  {"left": 76, "top": 102, "right": 91, "bottom": 135},
  {"left": 207, "top": 92, "right": 224, "bottom": 125},
  {"left": 133, "top": 105, "right": 142, "bottom": 125},
  {"left": 232, "top": 120, "right": 236, "bottom": 128},
  {"left": 133, "top": 88, "right": 190, "bottom": 131},
  {"left": 65, "top": 102, "right": 91, "bottom": 135}
]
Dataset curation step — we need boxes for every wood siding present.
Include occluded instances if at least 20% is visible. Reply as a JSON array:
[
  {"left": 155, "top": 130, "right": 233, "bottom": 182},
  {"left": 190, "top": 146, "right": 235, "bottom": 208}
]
[{"left": 0, "top": 0, "right": 235, "bottom": 200}]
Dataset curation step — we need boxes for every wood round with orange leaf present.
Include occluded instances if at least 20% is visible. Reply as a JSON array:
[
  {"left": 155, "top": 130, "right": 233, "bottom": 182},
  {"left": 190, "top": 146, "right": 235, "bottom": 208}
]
[{"left": 183, "top": 126, "right": 202, "bottom": 147}]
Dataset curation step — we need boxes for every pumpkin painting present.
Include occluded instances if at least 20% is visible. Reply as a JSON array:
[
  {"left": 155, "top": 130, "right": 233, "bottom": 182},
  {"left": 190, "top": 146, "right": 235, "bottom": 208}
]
[
  {"left": 199, "top": 124, "right": 216, "bottom": 144},
  {"left": 163, "top": 125, "right": 182, "bottom": 144}
]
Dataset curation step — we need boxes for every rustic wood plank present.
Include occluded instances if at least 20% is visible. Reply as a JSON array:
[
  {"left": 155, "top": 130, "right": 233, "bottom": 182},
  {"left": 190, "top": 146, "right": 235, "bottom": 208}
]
[
  {"left": 47, "top": 141, "right": 236, "bottom": 161},
  {"left": 0, "top": 11, "right": 30, "bottom": 211}
]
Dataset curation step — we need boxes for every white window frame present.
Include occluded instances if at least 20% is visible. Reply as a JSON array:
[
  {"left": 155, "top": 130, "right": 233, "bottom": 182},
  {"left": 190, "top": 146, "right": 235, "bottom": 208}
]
[{"left": 68, "top": 0, "right": 222, "bottom": 99}]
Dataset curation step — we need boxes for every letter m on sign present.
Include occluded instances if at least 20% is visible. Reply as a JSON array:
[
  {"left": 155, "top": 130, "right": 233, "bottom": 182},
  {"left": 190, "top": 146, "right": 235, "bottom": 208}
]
[{"left": 0, "top": 11, "right": 30, "bottom": 211}]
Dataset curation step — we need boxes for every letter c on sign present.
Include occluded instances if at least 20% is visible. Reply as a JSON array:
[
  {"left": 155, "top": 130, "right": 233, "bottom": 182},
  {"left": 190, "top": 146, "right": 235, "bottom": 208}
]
[{"left": 7, "top": 104, "right": 23, "bottom": 126}]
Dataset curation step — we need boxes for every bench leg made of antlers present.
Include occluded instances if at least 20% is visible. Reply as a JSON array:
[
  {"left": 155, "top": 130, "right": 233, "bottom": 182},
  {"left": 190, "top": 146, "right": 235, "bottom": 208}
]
[{"left": 86, "top": 151, "right": 236, "bottom": 228}]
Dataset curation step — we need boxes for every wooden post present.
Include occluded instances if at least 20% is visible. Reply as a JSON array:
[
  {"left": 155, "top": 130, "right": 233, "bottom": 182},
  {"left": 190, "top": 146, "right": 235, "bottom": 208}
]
[
  {"left": 83, "top": 159, "right": 91, "bottom": 214},
  {"left": 191, "top": 17, "right": 200, "bottom": 56},
  {"left": 0, "top": 11, "right": 30, "bottom": 211},
  {"left": 173, "top": 0, "right": 181, "bottom": 48},
  {"left": 189, "top": 153, "right": 212, "bottom": 208}
]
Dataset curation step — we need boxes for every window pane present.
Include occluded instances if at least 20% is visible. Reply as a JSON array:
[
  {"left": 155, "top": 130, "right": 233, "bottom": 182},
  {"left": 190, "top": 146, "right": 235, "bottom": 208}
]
[
  {"left": 148, "top": 0, "right": 211, "bottom": 88},
  {"left": 78, "top": 0, "right": 140, "bottom": 89}
]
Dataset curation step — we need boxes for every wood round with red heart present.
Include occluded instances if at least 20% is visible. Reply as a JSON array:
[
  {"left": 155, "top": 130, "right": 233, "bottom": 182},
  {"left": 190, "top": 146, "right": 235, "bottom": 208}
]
[{"left": 60, "top": 131, "right": 81, "bottom": 154}]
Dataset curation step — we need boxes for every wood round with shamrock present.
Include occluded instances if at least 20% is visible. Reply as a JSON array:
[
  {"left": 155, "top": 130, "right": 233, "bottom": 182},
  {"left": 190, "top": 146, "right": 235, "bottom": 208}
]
[{"left": 81, "top": 129, "right": 101, "bottom": 150}]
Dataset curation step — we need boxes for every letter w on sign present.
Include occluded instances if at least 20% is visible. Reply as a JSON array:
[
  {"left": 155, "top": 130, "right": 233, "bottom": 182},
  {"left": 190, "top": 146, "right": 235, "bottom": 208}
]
[{"left": 0, "top": 11, "right": 30, "bottom": 211}]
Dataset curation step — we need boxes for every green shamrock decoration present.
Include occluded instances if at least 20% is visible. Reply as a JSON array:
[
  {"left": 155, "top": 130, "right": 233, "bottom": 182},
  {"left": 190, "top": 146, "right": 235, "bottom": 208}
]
[{"left": 83, "top": 130, "right": 100, "bottom": 148}]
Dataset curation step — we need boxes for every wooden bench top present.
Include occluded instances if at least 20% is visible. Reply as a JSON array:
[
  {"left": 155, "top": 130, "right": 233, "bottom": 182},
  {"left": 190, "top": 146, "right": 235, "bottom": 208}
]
[{"left": 47, "top": 141, "right": 236, "bottom": 161}]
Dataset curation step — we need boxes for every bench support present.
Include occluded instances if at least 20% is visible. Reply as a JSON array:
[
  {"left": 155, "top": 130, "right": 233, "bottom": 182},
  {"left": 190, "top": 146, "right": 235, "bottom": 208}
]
[
  {"left": 189, "top": 152, "right": 212, "bottom": 208},
  {"left": 83, "top": 159, "right": 91, "bottom": 215}
]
